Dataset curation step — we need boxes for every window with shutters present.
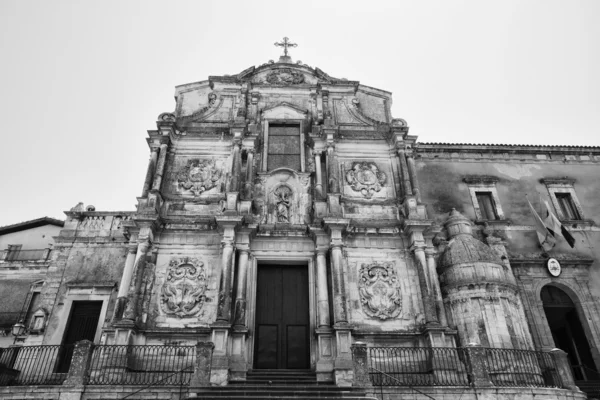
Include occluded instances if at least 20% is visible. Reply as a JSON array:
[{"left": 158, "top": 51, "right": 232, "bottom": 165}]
[
  {"left": 475, "top": 192, "right": 499, "bottom": 220},
  {"left": 543, "top": 178, "right": 584, "bottom": 221},
  {"left": 464, "top": 176, "right": 506, "bottom": 221},
  {"left": 266, "top": 124, "right": 301, "bottom": 171}
]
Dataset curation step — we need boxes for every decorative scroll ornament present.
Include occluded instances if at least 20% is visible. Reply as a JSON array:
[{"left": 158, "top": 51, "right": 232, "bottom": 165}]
[
  {"left": 161, "top": 257, "right": 208, "bottom": 317},
  {"left": 345, "top": 162, "right": 387, "bottom": 198},
  {"left": 261, "top": 68, "right": 305, "bottom": 85},
  {"left": 358, "top": 263, "right": 402, "bottom": 320},
  {"left": 177, "top": 159, "right": 221, "bottom": 196}
]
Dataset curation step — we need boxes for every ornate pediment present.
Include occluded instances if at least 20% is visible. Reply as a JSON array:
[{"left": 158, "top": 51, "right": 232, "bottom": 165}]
[{"left": 261, "top": 102, "right": 308, "bottom": 120}]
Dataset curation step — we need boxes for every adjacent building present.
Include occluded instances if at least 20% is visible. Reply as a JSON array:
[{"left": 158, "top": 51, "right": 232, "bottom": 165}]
[{"left": 1, "top": 45, "right": 599, "bottom": 399}]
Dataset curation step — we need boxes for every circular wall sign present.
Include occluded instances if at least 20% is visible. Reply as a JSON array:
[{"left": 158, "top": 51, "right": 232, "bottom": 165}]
[{"left": 547, "top": 258, "right": 561, "bottom": 277}]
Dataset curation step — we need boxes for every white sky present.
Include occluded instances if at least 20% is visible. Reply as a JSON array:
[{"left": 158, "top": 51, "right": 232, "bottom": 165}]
[{"left": 0, "top": 0, "right": 599, "bottom": 226}]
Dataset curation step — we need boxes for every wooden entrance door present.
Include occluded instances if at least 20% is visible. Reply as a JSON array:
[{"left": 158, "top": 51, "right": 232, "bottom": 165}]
[
  {"left": 254, "top": 265, "right": 309, "bottom": 369},
  {"left": 57, "top": 301, "right": 103, "bottom": 372}
]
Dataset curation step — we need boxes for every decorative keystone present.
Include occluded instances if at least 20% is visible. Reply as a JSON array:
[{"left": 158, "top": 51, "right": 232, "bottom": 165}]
[
  {"left": 190, "top": 342, "right": 215, "bottom": 387},
  {"left": 464, "top": 343, "right": 493, "bottom": 387},
  {"left": 63, "top": 340, "right": 94, "bottom": 387},
  {"left": 550, "top": 348, "right": 580, "bottom": 391},
  {"left": 351, "top": 342, "right": 371, "bottom": 388}
]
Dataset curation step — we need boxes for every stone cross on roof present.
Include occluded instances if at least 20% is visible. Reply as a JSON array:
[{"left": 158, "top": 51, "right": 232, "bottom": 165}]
[{"left": 274, "top": 37, "right": 297, "bottom": 57}]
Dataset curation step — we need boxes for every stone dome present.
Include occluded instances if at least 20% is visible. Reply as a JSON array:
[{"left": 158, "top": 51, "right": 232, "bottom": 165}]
[
  {"left": 439, "top": 209, "right": 503, "bottom": 268},
  {"left": 439, "top": 234, "right": 502, "bottom": 267}
]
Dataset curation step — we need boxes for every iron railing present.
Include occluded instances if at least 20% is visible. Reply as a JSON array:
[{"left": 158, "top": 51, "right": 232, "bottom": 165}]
[
  {"left": 485, "top": 347, "right": 562, "bottom": 388},
  {"left": 88, "top": 345, "right": 195, "bottom": 385},
  {"left": 0, "top": 345, "right": 71, "bottom": 385},
  {"left": 369, "top": 346, "right": 564, "bottom": 389},
  {"left": 369, "top": 347, "right": 469, "bottom": 386}
]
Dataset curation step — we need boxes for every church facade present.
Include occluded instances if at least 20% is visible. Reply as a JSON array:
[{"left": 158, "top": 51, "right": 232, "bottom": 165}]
[{"left": 1, "top": 45, "right": 599, "bottom": 398}]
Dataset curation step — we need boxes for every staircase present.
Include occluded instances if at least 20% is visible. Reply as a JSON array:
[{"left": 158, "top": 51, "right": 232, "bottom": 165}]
[
  {"left": 189, "top": 370, "right": 375, "bottom": 400},
  {"left": 575, "top": 380, "right": 600, "bottom": 399}
]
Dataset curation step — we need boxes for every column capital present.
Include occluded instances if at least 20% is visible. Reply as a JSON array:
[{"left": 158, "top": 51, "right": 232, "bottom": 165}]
[
  {"left": 137, "top": 239, "right": 151, "bottom": 253},
  {"left": 424, "top": 247, "right": 436, "bottom": 257},
  {"left": 127, "top": 243, "right": 138, "bottom": 254}
]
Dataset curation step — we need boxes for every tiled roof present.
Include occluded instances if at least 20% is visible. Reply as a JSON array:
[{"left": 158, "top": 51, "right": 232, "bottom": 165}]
[
  {"left": 419, "top": 142, "right": 600, "bottom": 150},
  {"left": 0, "top": 217, "right": 64, "bottom": 235}
]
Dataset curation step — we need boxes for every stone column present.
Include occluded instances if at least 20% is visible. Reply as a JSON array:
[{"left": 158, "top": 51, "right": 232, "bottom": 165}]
[
  {"left": 113, "top": 244, "right": 138, "bottom": 321},
  {"left": 330, "top": 244, "right": 348, "bottom": 324},
  {"left": 63, "top": 340, "right": 94, "bottom": 387},
  {"left": 216, "top": 239, "right": 235, "bottom": 322},
  {"left": 151, "top": 143, "right": 168, "bottom": 192},
  {"left": 396, "top": 147, "right": 413, "bottom": 198},
  {"left": 412, "top": 244, "right": 437, "bottom": 325},
  {"left": 190, "top": 342, "right": 215, "bottom": 387},
  {"left": 405, "top": 150, "right": 421, "bottom": 203},
  {"left": 141, "top": 148, "right": 159, "bottom": 197},
  {"left": 405, "top": 223, "right": 437, "bottom": 325},
  {"left": 316, "top": 250, "right": 331, "bottom": 327},
  {"left": 425, "top": 247, "right": 447, "bottom": 326},
  {"left": 244, "top": 149, "right": 254, "bottom": 200},
  {"left": 230, "top": 141, "right": 242, "bottom": 193},
  {"left": 123, "top": 240, "right": 151, "bottom": 321},
  {"left": 233, "top": 249, "right": 249, "bottom": 327},
  {"left": 351, "top": 342, "right": 371, "bottom": 388},
  {"left": 314, "top": 150, "right": 324, "bottom": 199},
  {"left": 326, "top": 144, "right": 339, "bottom": 194}
]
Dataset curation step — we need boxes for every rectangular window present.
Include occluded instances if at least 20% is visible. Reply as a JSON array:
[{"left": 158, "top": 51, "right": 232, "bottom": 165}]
[
  {"left": 476, "top": 191, "right": 499, "bottom": 220},
  {"left": 555, "top": 193, "right": 581, "bottom": 220},
  {"left": 267, "top": 124, "right": 301, "bottom": 171}
]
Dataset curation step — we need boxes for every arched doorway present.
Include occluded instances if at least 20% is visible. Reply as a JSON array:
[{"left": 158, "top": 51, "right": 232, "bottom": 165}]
[{"left": 541, "top": 285, "right": 598, "bottom": 380}]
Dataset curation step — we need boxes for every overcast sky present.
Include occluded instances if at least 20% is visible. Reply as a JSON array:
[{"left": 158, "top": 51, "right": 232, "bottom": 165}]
[{"left": 0, "top": 0, "right": 599, "bottom": 226}]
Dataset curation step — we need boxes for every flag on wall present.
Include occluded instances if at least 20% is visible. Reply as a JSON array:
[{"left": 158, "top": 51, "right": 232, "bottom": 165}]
[
  {"left": 543, "top": 200, "right": 576, "bottom": 248},
  {"left": 527, "top": 198, "right": 556, "bottom": 251}
]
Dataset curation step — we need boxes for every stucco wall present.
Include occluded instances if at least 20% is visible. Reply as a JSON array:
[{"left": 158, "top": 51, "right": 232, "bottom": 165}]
[{"left": 0, "top": 225, "right": 62, "bottom": 250}]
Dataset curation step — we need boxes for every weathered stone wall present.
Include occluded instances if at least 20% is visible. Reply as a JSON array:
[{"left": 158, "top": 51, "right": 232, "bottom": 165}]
[
  {"left": 345, "top": 246, "right": 424, "bottom": 332},
  {"left": 149, "top": 233, "right": 222, "bottom": 330}
]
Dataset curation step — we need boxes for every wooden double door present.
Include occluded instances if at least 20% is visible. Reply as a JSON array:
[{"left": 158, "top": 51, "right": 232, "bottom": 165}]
[{"left": 254, "top": 265, "right": 310, "bottom": 369}]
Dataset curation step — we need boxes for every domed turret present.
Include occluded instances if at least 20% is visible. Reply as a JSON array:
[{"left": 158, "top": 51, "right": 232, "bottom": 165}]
[{"left": 438, "top": 210, "right": 534, "bottom": 350}]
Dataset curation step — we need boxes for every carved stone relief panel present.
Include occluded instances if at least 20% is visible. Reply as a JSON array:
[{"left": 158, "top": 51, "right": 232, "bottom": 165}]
[
  {"left": 176, "top": 159, "right": 223, "bottom": 196},
  {"left": 346, "top": 250, "right": 422, "bottom": 330},
  {"left": 160, "top": 257, "right": 208, "bottom": 318},
  {"left": 345, "top": 161, "right": 387, "bottom": 199},
  {"left": 358, "top": 262, "right": 402, "bottom": 320},
  {"left": 255, "top": 169, "right": 312, "bottom": 225}
]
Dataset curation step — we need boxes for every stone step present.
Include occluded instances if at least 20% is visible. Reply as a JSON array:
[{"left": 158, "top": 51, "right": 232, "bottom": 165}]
[
  {"left": 189, "top": 385, "right": 373, "bottom": 400},
  {"left": 189, "top": 396, "right": 372, "bottom": 400}
]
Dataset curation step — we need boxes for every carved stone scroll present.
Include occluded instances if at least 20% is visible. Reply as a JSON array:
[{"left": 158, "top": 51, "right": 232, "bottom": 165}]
[
  {"left": 358, "top": 263, "right": 402, "bottom": 320},
  {"left": 345, "top": 162, "right": 387, "bottom": 199},
  {"left": 258, "top": 68, "right": 305, "bottom": 85},
  {"left": 160, "top": 257, "right": 208, "bottom": 318},
  {"left": 177, "top": 159, "right": 222, "bottom": 196}
]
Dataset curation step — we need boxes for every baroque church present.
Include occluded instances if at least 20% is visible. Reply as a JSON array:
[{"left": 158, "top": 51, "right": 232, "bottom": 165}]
[{"left": 0, "top": 39, "right": 599, "bottom": 399}]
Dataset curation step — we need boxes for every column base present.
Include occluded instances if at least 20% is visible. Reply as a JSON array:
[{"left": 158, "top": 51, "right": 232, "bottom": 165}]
[
  {"left": 210, "top": 324, "right": 231, "bottom": 386},
  {"left": 316, "top": 328, "right": 335, "bottom": 382}
]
